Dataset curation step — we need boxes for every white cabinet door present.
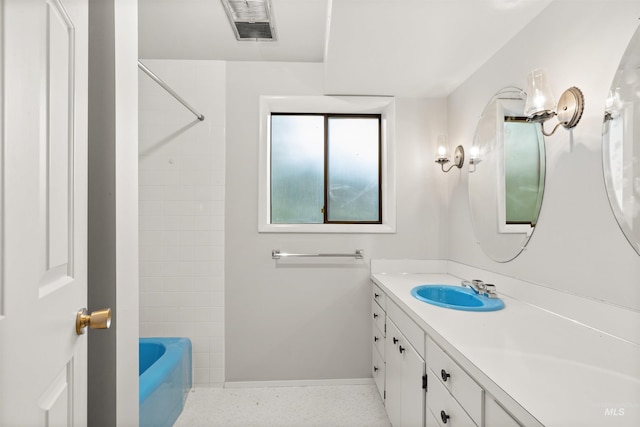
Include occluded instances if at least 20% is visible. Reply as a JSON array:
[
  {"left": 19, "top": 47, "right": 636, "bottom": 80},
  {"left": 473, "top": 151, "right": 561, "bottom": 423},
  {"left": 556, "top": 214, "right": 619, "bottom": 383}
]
[
  {"left": 400, "top": 338, "right": 425, "bottom": 427},
  {"left": 0, "top": 0, "right": 89, "bottom": 425},
  {"left": 386, "top": 318, "right": 425, "bottom": 427},
  {"left": 386, "top": 320, "right": 403, "bottom": 427}
]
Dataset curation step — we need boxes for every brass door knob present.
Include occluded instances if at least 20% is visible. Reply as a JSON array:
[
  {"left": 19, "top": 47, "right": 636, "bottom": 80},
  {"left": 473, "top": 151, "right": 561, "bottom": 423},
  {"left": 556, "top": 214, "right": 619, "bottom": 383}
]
[{"left": 76, "top": 308, "right": 111, "bottom": 335}]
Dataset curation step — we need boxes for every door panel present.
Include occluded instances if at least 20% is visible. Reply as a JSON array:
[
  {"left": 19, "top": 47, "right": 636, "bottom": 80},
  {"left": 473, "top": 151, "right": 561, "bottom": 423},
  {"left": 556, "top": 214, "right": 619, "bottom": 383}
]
[
  {"left": 37, "top": 362, "right": 74, "bottom": 426},
  {"left": 41, "top": 0, "right": 76, "bottom": 297},
  {"left": 46, "top": 0, "right": 74, "bottom": 273},
  {"left": 0, "top": 0, "right": 88, "bottom": 425}
]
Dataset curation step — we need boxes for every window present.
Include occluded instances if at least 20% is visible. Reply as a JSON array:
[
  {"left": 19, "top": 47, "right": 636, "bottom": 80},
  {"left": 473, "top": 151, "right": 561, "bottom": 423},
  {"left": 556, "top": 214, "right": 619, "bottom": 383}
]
[
  {"left": 258, "top": 96, "right": 396, "bottom": 233},
  {"left": 270, "top": 114, "right": 381, "bottom": 224}
]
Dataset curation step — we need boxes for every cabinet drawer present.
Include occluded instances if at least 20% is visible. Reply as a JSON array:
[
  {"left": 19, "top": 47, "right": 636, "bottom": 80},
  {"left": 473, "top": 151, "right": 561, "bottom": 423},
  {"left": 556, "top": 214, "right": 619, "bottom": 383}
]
[
  {"left": 372, "top": 322, "right": 385, "bottom": 359},
  {"left": 387, "top": 299, "right": 425, "bottom": 358},
  {"left": 372, "top": 343, "right": 385, "bottom": 400},
  {"left": 372, "top": 283, "right": 386, "bottom": 311},
  {"left": 371, "top": 300, "right": 386, "bottom": 335},
  {"left": 427, "top": 337, "right": 482, "bottom": 425},
  {"left": 427, "top": 374, "right": 477, "bottom": 427}
]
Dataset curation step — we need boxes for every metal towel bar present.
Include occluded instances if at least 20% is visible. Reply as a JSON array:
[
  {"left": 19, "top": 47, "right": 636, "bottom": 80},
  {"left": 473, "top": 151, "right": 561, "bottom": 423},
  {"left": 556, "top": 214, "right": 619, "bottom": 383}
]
[{"left": 272, "top": 249, "right": 364, "bottom": 260}]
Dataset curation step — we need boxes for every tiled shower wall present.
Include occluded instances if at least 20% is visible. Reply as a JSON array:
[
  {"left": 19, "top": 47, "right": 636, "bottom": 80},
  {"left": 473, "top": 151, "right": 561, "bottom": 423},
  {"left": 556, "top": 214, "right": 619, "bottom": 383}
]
[{"left": 138, "top": 60, "right": 226, "bottom": 386}]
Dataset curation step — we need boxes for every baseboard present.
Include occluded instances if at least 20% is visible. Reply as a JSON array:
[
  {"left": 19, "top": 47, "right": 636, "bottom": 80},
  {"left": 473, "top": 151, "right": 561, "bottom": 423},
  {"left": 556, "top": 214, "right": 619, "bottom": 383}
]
[{"left": 224, "top": 378, "right": 375, "bottom": 389}]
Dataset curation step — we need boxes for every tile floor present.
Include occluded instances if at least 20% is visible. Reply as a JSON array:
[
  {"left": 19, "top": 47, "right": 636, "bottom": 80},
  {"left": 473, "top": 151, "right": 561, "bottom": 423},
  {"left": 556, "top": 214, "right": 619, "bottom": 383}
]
[{"left": 174, "top": 384, "right": 392, "bottom": 427}]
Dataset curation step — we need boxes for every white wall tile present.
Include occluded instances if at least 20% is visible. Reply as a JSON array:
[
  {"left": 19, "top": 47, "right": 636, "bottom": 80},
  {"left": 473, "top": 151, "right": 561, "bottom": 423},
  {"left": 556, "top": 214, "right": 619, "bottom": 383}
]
[{"left": 139, "top": 60, "right": 226, "bottom": 387}]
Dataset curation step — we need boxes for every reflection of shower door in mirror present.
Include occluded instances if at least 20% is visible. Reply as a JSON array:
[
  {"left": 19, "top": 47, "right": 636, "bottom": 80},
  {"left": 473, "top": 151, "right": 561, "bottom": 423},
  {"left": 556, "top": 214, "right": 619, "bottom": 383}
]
[
  {"left": 0, "top": 0, "right": 89, "bottom": 425},
  {"left": 496, "top": 99, "right": 545, "bottom": 237},
  {"left": 502, "top": 120, "right": 545, "bottom": 232}
]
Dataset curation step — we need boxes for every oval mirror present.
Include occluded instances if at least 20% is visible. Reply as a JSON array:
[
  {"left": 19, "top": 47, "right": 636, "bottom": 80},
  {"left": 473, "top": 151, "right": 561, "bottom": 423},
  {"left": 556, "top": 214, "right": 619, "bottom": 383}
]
[
  {"left": 469, "top": 88, "right": 546, "bottom": 262},
  {"left": 602, "top": 26, "right": 640, "bottom": 256}
]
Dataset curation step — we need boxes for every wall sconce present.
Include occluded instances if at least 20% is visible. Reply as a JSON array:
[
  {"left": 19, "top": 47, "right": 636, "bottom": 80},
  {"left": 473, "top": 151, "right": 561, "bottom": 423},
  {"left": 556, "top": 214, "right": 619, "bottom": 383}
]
[
  {"left": 524, "top": 68, "right": 585, "bottom": 136},
  {"left": 435, "top": 139, "right": 465, "bottom": 173}
]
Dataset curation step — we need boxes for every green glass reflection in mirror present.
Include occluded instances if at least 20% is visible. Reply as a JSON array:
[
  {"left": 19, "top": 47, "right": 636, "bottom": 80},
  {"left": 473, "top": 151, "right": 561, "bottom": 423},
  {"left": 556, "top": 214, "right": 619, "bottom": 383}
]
[
  {"left": 469, "top": 88, "right": 547, "bottom": 262},
  {"left": 504, "top": 120, "right": 545, "bottom": 226}
]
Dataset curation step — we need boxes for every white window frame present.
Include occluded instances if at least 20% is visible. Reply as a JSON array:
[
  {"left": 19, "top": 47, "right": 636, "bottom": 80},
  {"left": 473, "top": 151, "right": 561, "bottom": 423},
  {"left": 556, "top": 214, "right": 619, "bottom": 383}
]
[{"left": 258, "top": 96, "right": 396, "bottom": 233}]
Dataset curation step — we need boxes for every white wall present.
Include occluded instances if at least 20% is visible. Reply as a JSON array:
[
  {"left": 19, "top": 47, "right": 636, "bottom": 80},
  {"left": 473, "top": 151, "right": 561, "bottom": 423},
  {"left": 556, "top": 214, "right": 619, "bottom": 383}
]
[
  {"left": 447, "top": 1, "right": 640, "bottom": 312},
  {"left": 138, "top": 60, "right": 226, "bottom": 386},
  {"left": 137, "top": 1, "right": 640, "bottom": 386},
  {"left": 225, "top": 61, "right": 447, "bottom": 382},
  {"left": 88, "top": 0, "right": 139, "bottom": 424}
]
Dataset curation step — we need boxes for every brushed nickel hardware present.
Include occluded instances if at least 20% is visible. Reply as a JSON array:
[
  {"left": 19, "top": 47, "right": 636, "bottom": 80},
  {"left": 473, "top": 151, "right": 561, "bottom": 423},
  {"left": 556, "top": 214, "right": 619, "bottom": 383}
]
[
  {"left": 461, "top": 279, "right": 499, "bottom": 298},
  {"left": 435, "top": 144, "right": 465, "bottom": 173},
  {"left": 272, "top": 249, "right": 364, "bottom": 259},
  {"left": 524, "top": 69, "right": 584, "bottom": 136}
]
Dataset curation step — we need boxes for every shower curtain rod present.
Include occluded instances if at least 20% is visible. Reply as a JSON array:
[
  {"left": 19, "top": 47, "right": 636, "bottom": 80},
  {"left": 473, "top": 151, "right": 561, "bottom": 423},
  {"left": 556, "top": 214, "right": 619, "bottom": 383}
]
[{"left": 137, "top": 60, "right": 205, "bottom": 121}]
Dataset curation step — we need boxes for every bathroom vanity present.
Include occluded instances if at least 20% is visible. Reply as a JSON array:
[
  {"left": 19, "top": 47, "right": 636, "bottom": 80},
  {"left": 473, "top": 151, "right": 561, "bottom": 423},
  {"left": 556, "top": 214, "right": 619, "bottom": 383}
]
[{"left": 370, "top": 263, "right": 640, "bottom": 427}]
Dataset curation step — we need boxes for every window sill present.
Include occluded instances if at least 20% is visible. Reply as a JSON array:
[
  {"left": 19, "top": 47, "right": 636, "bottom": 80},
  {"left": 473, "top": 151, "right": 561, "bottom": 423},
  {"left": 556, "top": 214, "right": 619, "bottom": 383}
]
[{"left": 258, "top": 223, "right": 396, "bottom": 234}]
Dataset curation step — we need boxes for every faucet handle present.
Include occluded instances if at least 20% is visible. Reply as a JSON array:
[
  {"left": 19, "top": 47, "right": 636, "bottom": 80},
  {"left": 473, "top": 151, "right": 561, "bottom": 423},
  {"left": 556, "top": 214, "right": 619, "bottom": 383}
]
[
  {"left": 472, "top": 279, "right": 485, "bottom": 289},
  {"left": 485, "top": 284, "right": 498, "bottom": 298}
]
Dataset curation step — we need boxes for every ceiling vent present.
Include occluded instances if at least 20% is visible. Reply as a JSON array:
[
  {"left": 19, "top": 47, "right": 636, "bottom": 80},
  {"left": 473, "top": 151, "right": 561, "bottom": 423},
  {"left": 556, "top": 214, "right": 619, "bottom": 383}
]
[{"left": 220, "top": 0, "right": 277, "bottom": 41}]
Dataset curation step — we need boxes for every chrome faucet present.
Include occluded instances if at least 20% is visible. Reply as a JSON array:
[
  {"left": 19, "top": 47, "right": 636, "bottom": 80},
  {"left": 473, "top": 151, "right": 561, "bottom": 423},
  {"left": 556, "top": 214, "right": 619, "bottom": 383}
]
[{"left": 461, "top": 279, "right": 498, "bottom": 298}]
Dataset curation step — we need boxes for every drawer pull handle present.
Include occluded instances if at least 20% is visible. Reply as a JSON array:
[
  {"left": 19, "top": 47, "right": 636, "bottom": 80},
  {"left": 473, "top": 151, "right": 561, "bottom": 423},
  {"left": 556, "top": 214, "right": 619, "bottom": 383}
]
[
  {"left": 374, "top": 293, "right": 380, "bottom": 299},
  {"left": 399, "top": 345, "right": 405, "bottom": 354},
  {"left": 441, "top": 369, "right": 451, "bottom": 382},
  {"left": 373, "top": 313, "right": 379, "bottom": 319},
  {"left": 441, "top": 410, "right": 450, "bottom": 424},
  {"left": 373, "top": 366, "right": 379, "bottom": 372},
  {"left": 374, "top": 336, "right": 379, "bottom": 342},
  {"left": 393, "top": 337, "right": 399, "bottom": 344}
]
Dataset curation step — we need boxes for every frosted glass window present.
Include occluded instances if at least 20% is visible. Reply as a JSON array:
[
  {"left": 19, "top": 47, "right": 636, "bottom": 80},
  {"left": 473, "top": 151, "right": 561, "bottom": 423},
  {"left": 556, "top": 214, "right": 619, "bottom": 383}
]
[
  {"left": 270, "top": 114, "right": 381, "bottom": 224},
  {"left": 327, "top": 117, "right": 380, "bottom": 222},
  {"left": 271, "top": 115, "right": 324, "bottom": 224}
]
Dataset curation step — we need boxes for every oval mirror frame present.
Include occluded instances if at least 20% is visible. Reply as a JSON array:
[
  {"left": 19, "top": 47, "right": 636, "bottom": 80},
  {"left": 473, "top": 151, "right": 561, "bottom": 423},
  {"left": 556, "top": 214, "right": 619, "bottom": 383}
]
[
  {"left": 602, "top": 26, "right": 640, "bottom": 256},
  {"left": 469, "top": 88, "right": 547, "bottom": 262}
]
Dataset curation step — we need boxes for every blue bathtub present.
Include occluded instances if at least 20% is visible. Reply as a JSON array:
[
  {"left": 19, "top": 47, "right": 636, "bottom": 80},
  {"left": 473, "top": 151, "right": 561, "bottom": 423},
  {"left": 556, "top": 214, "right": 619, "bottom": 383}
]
[{"left": 140, "top": 337, "right": 192, "bottom": 427}]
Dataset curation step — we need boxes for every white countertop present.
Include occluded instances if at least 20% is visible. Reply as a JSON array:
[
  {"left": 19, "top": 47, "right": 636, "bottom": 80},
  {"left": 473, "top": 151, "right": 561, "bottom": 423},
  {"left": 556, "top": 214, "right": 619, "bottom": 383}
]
[{"left": 371, "top": 272, "right": 640, "bottom": 427}]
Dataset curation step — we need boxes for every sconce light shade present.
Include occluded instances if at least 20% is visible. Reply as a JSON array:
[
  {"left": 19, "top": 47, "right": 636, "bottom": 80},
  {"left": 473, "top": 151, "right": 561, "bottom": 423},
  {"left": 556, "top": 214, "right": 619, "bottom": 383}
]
[
  {"left": 524, "top": 68, "right": 585, "bottom": 136},
  {"left": 524, "top": 69, "right": 556, "bottom": 118}
]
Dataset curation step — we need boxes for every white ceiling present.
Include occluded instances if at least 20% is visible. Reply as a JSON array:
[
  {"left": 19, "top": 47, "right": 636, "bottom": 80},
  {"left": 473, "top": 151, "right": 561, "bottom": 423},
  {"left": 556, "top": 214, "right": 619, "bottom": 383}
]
[{"left": 138, "top": 0, "right": 553, "bottom": 97}]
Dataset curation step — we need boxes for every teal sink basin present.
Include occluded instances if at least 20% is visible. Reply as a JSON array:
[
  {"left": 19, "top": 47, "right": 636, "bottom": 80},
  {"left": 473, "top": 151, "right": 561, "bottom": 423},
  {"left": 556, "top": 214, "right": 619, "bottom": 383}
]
[{"left": 411, "top": 284, "right": 505, "bottom": 312}]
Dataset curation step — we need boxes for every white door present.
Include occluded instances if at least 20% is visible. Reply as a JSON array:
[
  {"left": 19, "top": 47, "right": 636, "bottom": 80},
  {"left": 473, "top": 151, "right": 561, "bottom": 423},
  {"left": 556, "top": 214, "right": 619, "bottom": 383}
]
[
  {"left": 399, "top": 342, "right": 424, "bottom": 427},
  {"left": 386, "top": 320, "right": 403, "bottom": 427},
  {"left": 386, "top": 319, "right": 425, "bottom": 427},
  {"left": 0, "top": 0, "right": 90, "bottom": 425}
]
